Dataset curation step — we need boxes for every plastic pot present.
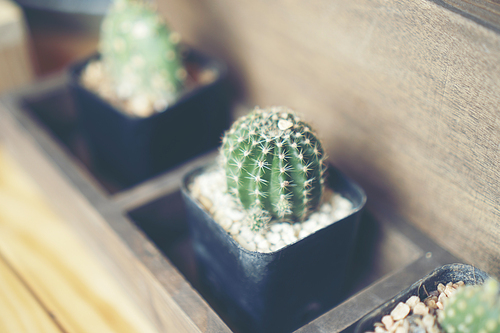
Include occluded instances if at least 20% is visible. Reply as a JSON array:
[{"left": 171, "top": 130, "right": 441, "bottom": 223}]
[
  {"left": 69, "top": 50, "right": 231, "bottom": 187},
  {"left": 181, "top": 163, "right": 367, "bottom": 333}
]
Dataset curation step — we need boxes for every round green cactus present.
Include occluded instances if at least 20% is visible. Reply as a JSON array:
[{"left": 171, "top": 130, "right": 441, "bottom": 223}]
[
  {"left": 99, "top": 0, "right": 186, "bottom": 112},
  {"left": 438, "top": 279, "right": 500, "bottom": 333},
  {"left": 220, "top": 106, "right": 327, "bottom": 230}
]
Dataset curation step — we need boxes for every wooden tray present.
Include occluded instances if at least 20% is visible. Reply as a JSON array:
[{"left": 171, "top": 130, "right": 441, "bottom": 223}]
[{"left": 0, "top": 73, "right": 460, "bottom": 332}]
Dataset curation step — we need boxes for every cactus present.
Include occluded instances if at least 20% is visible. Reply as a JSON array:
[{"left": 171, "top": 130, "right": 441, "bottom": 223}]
[
  {"left": 99, "top": 0, "right": 186, "bottom": 114},
  {"left": 220, "top": 106, "right": 327, "bottom": 230},
  {"left": 438, "top": 278, "right": 500, "bottom": 333}
]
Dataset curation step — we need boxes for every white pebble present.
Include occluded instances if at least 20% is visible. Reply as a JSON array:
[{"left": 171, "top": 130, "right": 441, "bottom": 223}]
[
  {"left": 226, "top": 209, "right": 245, "bottom": 221},
  {"left": 241, "top": 241, "right": 256, "bottom": 251},
  {"left": 270, "top": 224, "right": 284, "bottom": 233},
  {"left": 282, "top": 233, "right": 297, "bottom": 245},
  {"left": 293, "top": 223, "right": 303, "bottom": 234},
  {"left": 438, "top": 293, "right": 448, "bottom": 304},
  {"left": 405, "top": 296, "right": 420, "bottom": 309},
  {"left": 235, "top": 235, "right": 248, "bottom": 247},
  {"left": 302, "top": 220, "right": 317, "bottom": 231},
  {"left": 335, "top": 196, "right": 353, "bottom": 211},
  {"left": 395, "top": 326, "right": 407, "bottom": 333},
  {"left": 240, "top": 228, "right": 254, "bottom": 242},
  {"left": 413, "top": 302, "right": 429, "bottom": 316},
  {"left": 280, "top": 223, "right": 295, "bottom": 235},
  {"left": 230, "top": 221, "right": 241, "bottom": 235},
  {"left": 198, "top": 195, "right": 213, "bottom": 211},
  {"left": 320, "top": 203, "right": 332, "bottom": 213},
  {"left": 218, "top": 218, "right": 232, "bottom": 230},
  {"left": 390, "top": 302, "right": 410, "bottom": 321},
  {"left": 257, "top": 239, "right": 270, "bottom": 251},
  {"left": 253, "top": 233, "right": 265, "bottom": 244},
  {"left": 422, "top": 314, "right": 435, "bottom": 328},
  {"left": 299, "top": 229, "right": 311, "bottom": 239},
  {"left": 275, "top": 240, "right": 287, "bottom": 249},
  {"left": 381, "top": 315, "right": 394, "bottom": 330},
  {"left": 267, "top": 232, "right": 281, "bottom": 245},
  {"left": 444, "top": 284, "right": 456, "bottom": 297},
  {"left": 333, "top": 209, "right": 349, "bottom": 220},
  {"left": 318, "top": 215, "right": 331, "bottom": 227}
]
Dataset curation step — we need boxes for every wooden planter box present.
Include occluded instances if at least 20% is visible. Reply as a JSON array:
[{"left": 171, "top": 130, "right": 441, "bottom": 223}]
[
  {"left": 0, "top": 73, "right": 461, "bottom": 333},
  {"left": 2, "top": 0, "right": 500, "bottom": 331}
]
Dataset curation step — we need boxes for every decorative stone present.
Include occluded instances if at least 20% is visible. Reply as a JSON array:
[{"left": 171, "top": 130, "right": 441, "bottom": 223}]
[
  {"left": 267, "top": 232, "right": 281, "bottom": 245},
  {"left": 413, "top": 302, "right": 428, "bottom": 316},
  {"left": 381, "top": 315, "right": 394, "bottom": 330},
  {"left": 391, "top": 302, "right": 410, "bottom": 321},
  {"left": 190, "top": 167, "right": 354, "bottom": 253},
  {"left": 406, "top": 296, "right": 420, "bottom": 309}
]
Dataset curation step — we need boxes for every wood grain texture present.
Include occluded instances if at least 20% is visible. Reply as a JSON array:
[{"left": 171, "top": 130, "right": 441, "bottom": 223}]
[
  {"left": 0, "top": 145, "right": 162, "bottom": 333},
  {"left": 157, "top": 0, "right": 500, "bottom": 276},
  {"left": 0, "top": 255, "right": 62, "bottom": 333}
]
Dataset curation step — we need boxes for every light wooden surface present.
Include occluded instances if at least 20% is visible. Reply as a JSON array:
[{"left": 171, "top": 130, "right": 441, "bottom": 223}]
[
  {"left": 0, "top": 145, "right": 160, "bottom": 333},
  {"left": 0, "top": 255, "right": 61, "bottom": 333},
  {"left": 157, "top": 0, "right": 500, "bottom": 277},
  {"left": 0, "top": 0, "right": 33, "bottom": 91}
]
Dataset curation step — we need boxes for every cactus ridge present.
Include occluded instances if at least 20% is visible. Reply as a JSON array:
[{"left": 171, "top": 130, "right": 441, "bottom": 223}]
[
  {"left": 438, "top": 279, "right": 500, "bottom": 333},
  {"left": 100, "top": 0, "right": 186, "bottom": 110},
  {"left": 221, "top": 106, "right": 327, "bottom": 230}
]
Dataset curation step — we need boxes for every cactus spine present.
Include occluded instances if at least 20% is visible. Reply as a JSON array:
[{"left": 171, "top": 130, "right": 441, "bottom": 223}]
[
  {"left": 99, "top": 0, "right": 186, "bottom": 114},
  {"left": 220, "top": 106, "right": 327, "bottom": 230},
  {"left": 438, "top": 279, "right": 500, "bottom": 333}
]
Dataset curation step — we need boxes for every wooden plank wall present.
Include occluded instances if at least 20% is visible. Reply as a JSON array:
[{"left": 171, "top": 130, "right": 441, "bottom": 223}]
[{"left": 157, "top": 0, "right": 500, "bottom": 276}]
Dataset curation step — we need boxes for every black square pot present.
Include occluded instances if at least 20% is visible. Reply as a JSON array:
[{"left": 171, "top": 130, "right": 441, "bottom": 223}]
[
  {"left": 354, "top": 263, "right": 490, "bottom": 333},
  {"left": 181, "top": 163, "right": 367, "bottom": 333},
  {"left": 69, "top": 50, "right": 232, "bottom": 187}
]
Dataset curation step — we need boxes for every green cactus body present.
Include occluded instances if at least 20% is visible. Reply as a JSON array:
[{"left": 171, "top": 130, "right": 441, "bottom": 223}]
[
  {"left": 438, "top": 279, "right": 500, "bottom": 333},
  {"left": 100, "top": 0, "right": 186, "bottom": 112},
  {"left": 220, "top": 106, "right": 327, "bottom": 230}
]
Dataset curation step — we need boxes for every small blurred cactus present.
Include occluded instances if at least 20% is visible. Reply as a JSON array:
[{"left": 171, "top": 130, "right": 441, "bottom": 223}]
[
  {"left": 99, "top": 0, "right": 186, "bottom": 115},
  {"left": 438, "top": 278, "right": 500, "bottom": 333},
  {"left": 220, "top": 106, "right": 327, "bottom": 230}
]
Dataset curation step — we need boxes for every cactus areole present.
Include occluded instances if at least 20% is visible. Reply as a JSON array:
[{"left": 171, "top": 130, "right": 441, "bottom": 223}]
[{"left": 221, "top": 106, "right": 327, "bottom": 230}]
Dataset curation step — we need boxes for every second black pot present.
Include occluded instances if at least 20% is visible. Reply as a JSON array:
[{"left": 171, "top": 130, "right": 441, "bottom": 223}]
[
  {"left": 69, "top": 50, "right": 232, "bottom": 188},
  {"left": 354, "top": 263, "right": 490, "bottom": 333},
  {"left": 182, "top": 163, "right": 367, "bottom": 333}
]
